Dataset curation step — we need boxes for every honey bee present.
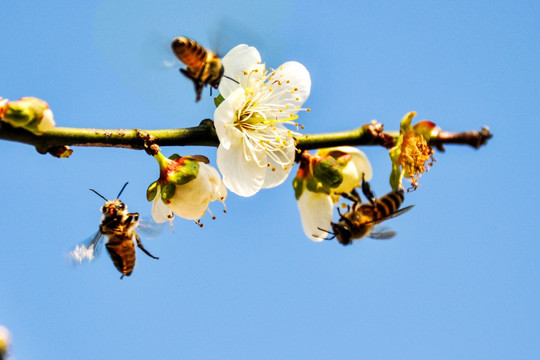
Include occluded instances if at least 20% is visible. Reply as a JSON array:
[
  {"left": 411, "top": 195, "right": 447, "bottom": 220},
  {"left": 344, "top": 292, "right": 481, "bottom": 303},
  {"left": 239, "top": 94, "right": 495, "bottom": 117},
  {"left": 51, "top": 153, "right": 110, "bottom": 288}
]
[
  {"left": 171, "top": 36, "right": 224, "bottom": 102},
  {"left": 328, "top": 179, "right": 414, "bottom": 246},
  {"left": 69, "top": 182, "right": 159, "bottom": 279}
]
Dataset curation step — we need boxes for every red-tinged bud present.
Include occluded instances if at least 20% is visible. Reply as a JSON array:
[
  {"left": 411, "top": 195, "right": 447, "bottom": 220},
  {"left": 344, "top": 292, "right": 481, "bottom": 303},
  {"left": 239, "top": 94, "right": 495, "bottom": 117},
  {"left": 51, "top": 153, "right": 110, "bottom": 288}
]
[{"left": 0, "top": 97, "right": 55, "bottom": 135}]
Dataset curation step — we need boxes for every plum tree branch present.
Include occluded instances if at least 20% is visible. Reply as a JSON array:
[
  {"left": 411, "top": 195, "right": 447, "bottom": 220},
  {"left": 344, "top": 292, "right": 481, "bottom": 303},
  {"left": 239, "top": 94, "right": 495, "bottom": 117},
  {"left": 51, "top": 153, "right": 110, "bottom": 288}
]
[{"left": 0, "top": 119, "right": 492, "bottom": 157}]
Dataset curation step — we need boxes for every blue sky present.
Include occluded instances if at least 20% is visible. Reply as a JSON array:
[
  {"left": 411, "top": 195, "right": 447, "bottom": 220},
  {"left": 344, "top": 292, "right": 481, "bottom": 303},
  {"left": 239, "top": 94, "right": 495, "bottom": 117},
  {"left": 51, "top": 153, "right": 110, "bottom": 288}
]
[{"left": 1, "top": 0, "right": 539, "bottom": 359}]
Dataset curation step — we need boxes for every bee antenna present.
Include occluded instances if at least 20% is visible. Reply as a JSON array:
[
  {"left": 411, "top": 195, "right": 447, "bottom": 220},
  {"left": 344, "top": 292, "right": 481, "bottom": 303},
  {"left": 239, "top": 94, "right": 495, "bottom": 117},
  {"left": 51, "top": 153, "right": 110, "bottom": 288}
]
[
  {"left": 223, "top": 75, "right": 239, "bottom": 84},
  {"left": 89, "top": 188, "right": 108, "bottom": 202},
  {"left": 116, "top": 182, "right": 129, "bottom": 199},
  {"left": 317, "top": 227, "right": 336, "bottom": 240}
]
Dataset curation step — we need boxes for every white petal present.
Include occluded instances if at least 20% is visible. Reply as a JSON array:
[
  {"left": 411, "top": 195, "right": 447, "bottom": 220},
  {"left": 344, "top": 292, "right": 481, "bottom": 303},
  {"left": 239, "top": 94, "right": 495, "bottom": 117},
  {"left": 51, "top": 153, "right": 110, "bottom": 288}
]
[
  {"left": 152, "top": 191, "right": 174, "bottom": 224},
  {"left": 37, "top": 109, "right": 55, "bottom": 133},
  {"left": 214, "top": 88, "right": 245, "bottom": 150},
  {"left": 298, "top": 191, "right": 334, "bottom": 242},
  {"left": 220, "top": 44, "right": 261, "bottom": 98},
  {"left": 348, "top": 147, "right": 372, "bottom": 181},
  {"left": 217, "top": 140, "right": 266, "bottom": 197},
  {"left": 203, "top": 163, "right": 228, "bottom": 203},
  {"left": 262, "top": 140, "right": 296, "bottom": 189},
  {"left": 268, "top": 61, "right": 311, "bottom": 115}
]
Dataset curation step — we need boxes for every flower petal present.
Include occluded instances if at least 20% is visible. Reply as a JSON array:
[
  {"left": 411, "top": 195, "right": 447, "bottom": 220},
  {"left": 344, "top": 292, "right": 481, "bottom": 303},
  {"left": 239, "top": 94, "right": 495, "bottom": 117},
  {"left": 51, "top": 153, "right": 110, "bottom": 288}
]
[
  {"left": 220, "top": 44, "right": 261, "bottom": 98},
  {"left": 214, "top": 88, "right": 245, "bottom": 150},
  {"left": 217, "top": 140, "right": 266, "bottom": 197},
  {"left": 298, "top": 191, "right": 334, "bottom": 242},
  {"left": 203, "top": 163, "right": 228, "bottom": 203},
  {"left": 152, "top": 191, "right": 174, "bottom": 224},
  {"left": 262, "top": 138, "right": 296, "bottom": 189},
  {"left": 268, "top": 61, "right": 311, "bottom": 116}
]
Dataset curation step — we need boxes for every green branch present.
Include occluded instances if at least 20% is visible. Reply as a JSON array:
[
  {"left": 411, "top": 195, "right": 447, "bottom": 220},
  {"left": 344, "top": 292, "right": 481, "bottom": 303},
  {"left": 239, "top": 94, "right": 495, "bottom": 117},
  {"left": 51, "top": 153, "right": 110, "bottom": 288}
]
[{"left": 0, "top": 119, "right": 492, "bottom": 157}]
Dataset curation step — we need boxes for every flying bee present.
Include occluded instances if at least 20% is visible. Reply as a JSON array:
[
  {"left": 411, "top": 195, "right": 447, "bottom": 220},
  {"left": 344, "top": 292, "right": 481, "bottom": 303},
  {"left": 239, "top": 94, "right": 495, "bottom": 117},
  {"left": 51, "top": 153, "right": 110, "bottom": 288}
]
[
  {"left": 69, "top": 182, "right": 159, "bottom": 279},
  {"left": 326, "top": 179, "right": 414, "bottom": 246},
  {"left": 171, "top": 36, "right": 224, "bottom": 102}
]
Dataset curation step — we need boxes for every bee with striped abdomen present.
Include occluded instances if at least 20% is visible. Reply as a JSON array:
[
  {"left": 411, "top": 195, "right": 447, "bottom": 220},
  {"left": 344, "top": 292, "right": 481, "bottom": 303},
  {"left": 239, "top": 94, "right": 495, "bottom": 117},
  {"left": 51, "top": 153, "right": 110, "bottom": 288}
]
[
  {"left": 171, "top": 36, "right": 224, "bottom": 102},
  {"left": 69, "top": 183, "right": 159, "bottom": 279},
  {"left": 329, "top": 179, "right": 414, "bottom": 246}
]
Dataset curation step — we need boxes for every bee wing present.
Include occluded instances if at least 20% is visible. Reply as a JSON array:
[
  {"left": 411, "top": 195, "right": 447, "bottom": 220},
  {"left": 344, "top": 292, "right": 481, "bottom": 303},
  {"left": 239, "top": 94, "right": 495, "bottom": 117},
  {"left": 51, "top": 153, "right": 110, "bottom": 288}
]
[
  {"left": 67, "top": 230, "right": 105, "bottom": 264},
  {"left": 136, "top": 217, "right": 167, "bottom": 238},
  {"left": 382, "top": 205, "right": 415, "bottom": 221},
  {"left": 368, "top": 226, "right": 397, "bottom": 240}
]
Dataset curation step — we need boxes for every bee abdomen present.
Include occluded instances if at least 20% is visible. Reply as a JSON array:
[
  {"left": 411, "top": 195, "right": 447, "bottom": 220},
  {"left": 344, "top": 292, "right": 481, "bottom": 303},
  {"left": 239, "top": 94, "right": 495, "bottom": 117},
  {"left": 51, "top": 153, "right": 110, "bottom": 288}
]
[
  {"left": 171, "top": 37, "right": 207, "bottom": 71},
  {"left": 106, "top": 240, "right": 136, "bottom": 277},
  {"left": 375, "top": 190, "right": 404, "bottom": 218}
]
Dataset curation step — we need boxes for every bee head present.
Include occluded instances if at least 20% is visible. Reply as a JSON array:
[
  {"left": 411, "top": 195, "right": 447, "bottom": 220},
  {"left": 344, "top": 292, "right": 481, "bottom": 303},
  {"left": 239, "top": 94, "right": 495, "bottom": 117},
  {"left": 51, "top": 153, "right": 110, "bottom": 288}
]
[
  {"left": 331, "top": 221, "right": 352, "bottom": 246},
  {"left": 101, "top": 200, "right": 126, "bottom": 216}
]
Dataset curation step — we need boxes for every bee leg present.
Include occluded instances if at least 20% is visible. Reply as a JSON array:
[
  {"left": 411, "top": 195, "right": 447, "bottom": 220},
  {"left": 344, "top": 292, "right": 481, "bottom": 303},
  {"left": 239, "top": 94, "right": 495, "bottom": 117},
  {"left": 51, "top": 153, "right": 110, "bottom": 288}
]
[
  {"left": 361, "top": 175, "right": 376, "bottom": 204},
  {"left": 135, "top": 233, "right": 159, "bottom": 260},
  {"left": 340, "top": 189, "right": 361, "bottom": 203},
  {"left": 180, "top": 68, "right": 203, "bottom": 102}
]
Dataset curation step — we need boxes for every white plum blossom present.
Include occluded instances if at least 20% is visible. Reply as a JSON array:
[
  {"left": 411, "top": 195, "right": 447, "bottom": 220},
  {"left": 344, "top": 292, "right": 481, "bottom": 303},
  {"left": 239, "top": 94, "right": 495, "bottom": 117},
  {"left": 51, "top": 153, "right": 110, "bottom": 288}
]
[
  {"left": 298, "top": 190, "right": 334, "bottom": 242},
  {"left": 148, "top": 153, "right": 227, "bottom": 224},
  {"left": 294, "top": 147, "right": 372, "bottom": 242},
  {"left": 214, "top": 44, "right": 311, "bottom": 197}
]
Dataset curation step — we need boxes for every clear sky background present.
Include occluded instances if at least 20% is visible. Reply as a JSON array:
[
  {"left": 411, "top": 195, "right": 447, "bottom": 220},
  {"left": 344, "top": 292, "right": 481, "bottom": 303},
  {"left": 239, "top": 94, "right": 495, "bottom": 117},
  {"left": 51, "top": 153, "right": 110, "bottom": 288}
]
[{"left": 1, "top": 0, "right": 539, "bottom": 359}]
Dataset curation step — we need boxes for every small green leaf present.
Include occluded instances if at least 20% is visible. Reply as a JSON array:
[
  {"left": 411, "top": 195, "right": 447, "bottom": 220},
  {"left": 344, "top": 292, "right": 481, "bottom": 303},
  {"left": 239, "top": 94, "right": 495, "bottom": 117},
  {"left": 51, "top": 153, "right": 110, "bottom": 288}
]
[
  {"left": 146, "top": 181, "right": 158, "bottom": 201},
  {"left": 161, "top": 183, "right": 176, "bottom": 201},
  {"left": 313, "top": 157, "right": 343, "bottom": 189},
  {"left": 214, "top": 94, "right": 225, "bottom": 108},
  {"left": 169, "top": 159, "right": 199, "bottom": 186},
  {"left": 306, "top": 177, "right": 330, "bottom": 195},
  {"left": 292, "top": 176, "right": 305, "bottom": 200}
]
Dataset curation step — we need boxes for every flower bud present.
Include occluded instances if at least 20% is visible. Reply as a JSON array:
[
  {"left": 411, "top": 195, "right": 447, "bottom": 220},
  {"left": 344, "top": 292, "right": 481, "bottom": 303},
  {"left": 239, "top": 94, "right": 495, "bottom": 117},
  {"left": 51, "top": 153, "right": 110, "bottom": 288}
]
[{"left": 0, "top": 97, "right": 55, "bottom": 135}]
